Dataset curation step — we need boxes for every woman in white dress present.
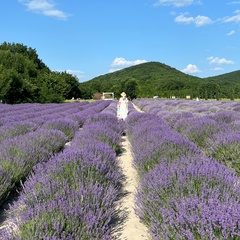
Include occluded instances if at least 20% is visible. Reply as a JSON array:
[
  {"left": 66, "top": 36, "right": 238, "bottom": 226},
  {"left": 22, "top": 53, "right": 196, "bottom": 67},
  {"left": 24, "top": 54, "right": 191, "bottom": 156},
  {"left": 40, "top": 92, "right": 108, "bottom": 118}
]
[{"left": 117, "top": 92, "right": 129, "bottom": 120}]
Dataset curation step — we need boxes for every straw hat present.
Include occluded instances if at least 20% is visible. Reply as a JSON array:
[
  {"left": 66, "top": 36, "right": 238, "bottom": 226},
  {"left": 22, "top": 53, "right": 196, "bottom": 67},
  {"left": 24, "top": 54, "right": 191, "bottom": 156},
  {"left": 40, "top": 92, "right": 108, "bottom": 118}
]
[{"left": 120, "top": 92, "right": 126, "bottom": 97}]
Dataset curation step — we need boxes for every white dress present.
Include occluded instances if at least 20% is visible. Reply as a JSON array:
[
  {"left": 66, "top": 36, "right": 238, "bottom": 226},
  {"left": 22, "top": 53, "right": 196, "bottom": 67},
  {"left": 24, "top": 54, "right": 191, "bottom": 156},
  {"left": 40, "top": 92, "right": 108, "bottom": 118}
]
[{"left": 117, "top": 97, "right": 129, "bottom": 120}]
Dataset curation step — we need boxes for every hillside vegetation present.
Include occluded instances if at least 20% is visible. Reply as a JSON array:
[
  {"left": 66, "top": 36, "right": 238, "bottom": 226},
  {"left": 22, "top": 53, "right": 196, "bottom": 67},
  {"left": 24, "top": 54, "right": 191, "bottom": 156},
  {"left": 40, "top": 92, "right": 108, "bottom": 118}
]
[
  {"left": 0, "top": 42, "right": 81, "bottom": 103},
  {"left": 81, "top": 62, "right": 240, "bottom": 100},
  {"left": 0, "top": 41, "right": 240, "bottom": 103}
]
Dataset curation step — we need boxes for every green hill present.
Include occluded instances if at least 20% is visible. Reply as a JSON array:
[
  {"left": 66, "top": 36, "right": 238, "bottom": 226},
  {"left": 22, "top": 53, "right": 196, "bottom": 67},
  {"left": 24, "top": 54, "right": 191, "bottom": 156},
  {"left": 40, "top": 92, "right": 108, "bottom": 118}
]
[
  {"left": 1, "top": 41, "right": 240, "bottom": 102},
  {"left": 80, "top": 62, "right": 240, "bottom": 100},
  {"left": 203, "top": 70, "right": 240, "bottom": 100}
]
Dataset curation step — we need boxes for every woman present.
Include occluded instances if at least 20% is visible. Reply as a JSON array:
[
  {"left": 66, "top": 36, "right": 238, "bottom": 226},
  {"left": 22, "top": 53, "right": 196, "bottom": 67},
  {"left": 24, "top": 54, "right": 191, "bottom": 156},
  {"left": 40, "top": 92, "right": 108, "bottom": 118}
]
[{"left": 117, "top": 92, "right": 129, "bottom": 120}]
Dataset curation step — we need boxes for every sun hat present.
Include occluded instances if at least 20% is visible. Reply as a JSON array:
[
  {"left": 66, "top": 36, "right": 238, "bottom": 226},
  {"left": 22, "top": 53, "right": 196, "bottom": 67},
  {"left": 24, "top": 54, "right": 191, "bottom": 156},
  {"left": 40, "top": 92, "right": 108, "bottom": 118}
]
[{"left": 120, "top": 92, "right": 126, "bottom": 97}]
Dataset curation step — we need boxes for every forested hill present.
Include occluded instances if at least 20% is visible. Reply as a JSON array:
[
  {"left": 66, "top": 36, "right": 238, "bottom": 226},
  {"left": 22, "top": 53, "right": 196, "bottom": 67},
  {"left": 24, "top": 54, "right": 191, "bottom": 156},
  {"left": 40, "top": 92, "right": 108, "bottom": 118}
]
[
  {"left": 80, "top": 62, "right": 240, "bottom": 100},
  {"left": 204, "top": 70, "right": 240, "bottom": 83},
  {"left": 0, "top": 42, "right": 81, "bottom": 103},
  {"left": 1, "top": 41, "right": 240, "bottom": 103}
]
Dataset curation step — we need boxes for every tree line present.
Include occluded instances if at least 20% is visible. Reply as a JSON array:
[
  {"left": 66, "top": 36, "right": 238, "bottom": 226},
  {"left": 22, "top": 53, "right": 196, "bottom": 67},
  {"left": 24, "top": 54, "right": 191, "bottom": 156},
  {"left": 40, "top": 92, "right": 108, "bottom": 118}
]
[
  {"left": 0, "top": 42, "right": 82, "bottom": 103},
  {"left": 1, "top": 42, "right": 240, "bottom": 103}
]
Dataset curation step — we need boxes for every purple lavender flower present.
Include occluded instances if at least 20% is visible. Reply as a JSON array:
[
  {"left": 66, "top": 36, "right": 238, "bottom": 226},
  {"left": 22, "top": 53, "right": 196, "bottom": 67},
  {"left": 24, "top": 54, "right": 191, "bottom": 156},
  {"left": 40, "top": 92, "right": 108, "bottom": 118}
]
[
  {"left": 206, "top": 130, "right": 240, "bottom": 174},
  {"left": 0, "top": 107, "right": 123, "bottom": 240},
  {"left": 135, "top": 156, "right": 240, "bottom": 239}
]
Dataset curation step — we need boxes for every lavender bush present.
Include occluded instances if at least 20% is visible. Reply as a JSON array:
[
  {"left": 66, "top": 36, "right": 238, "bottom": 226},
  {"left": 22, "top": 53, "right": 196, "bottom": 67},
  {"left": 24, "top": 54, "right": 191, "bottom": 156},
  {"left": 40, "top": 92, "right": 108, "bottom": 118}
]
[
  {"left": 173, "top": 116, "right": 223, "bottom": 149},
  {"left": 1, "top": 110, "right": 123, "bottom": 239},
  {"left": 83, "top": 113, "right": 124, "bottom": 154},
  {"left": 3, "top": 99, "right": 240, "bottom": 239},
  {"left": 162, "top": 111, "right": 194, "bottom": 128},
  {"left": 7, "top": 148, "right": 120, "bottom": 239},
  {"left": 41, "top": 118, "right": 79, "bottom": 141},
  {"left": 136, "top": 156, "right": 240, "bottom": 239},
  {"left": 126, "top": 112, "right": 201, "bottom": 176},
  {"left": 206, "top": 130, "right": 240, "bottom": 174},
  {"left": 0, "top": 129, "right": 67, "bottom": 204},
  {"left": 208, "top": 110, "right": 240, "bottom": 124},
  {"left": 126, "top": 102, "right": 240, "bottom": 239},
  {"left": 0, "top": 121, "right": 38, "bottom": 144},
  {"left": 0, "top": 166, "right": 12, "bottom": 204}
]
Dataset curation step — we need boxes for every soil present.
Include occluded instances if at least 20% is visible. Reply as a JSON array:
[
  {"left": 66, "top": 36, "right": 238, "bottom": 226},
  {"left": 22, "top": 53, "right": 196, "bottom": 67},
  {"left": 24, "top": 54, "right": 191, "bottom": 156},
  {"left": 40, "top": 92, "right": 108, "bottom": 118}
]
[
  {"left": 114, "top": 134, "right": 149, "bottom": 240},
  {"left": 113, "top": 103, "right": 149, "bottom": 239},
  {"left": 0, "top": 190, "right": 19, "bottom": 236}
]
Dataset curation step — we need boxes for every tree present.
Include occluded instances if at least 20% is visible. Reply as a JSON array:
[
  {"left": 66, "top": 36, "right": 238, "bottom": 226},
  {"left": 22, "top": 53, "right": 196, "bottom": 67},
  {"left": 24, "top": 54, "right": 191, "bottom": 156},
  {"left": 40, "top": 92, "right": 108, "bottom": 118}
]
[
  {"left": 37, "top": 72, "right": 69, "bottom": 103},
  {"left": 54, "top": 71, "right": 81, "bottom": 100},
  {"left": 0, "top": 42, "right": 81, "bottom": 103},
  {"left": 0, "top": 42, "right": 48, "bottom": 71},
  {"left": 230, "top": 87, "right": 235, "bottom": 100},
  {"left": 92, "top": 92, "right": 102, "bottom": 100},
  {"left": 125, "top": 79, "right": 138, "bottom": 99},
  {"left": 0, "top": 67, "right": 13, "bottom": 102},
  {"left": 80, "top": 85, "right": 92, "bottom": 99}
]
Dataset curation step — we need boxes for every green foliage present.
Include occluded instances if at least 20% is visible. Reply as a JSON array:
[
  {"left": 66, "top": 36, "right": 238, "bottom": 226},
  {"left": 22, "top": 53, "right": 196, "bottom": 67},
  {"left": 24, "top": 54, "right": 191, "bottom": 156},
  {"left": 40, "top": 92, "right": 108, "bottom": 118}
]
[
  {"left": 1, "top": 42, "right": 240, "bottom": 102},
  {"left": 125, "top": 79, "right": 138, "bottom": 99},
  {"left": 80, "top": 62, "right": 240, "bottom": 100},
  {"left": 0, "top": 42, "right": 82, "bottom": 103}
]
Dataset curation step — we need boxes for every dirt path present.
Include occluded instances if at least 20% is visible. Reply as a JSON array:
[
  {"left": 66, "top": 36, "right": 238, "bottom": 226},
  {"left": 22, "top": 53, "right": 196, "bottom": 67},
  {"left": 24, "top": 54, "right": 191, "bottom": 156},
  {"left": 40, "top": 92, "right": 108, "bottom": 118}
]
[
  {"left": 115, "top": 102, "right": 149, "bottom": 239},
  {"left": 115, "top": 133, "right": 149, "bottom": 240}
]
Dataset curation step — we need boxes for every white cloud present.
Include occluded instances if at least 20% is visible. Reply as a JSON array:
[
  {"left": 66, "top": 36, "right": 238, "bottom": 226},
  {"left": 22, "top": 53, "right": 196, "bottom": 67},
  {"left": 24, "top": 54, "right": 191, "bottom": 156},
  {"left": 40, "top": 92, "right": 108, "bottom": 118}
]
[
  {"left": 55, "top": 69, "right": 84, "bottom": 81},
  {"left": 211, "top": 67, "right": 224, "bottom": 71},
  {"left": 108, "top": 68, "right": 122, "bottom": 73},
  {"left": 66, "top": 70, "right": 85, "bottom": 80},
  {"left": 228, "top": 1, "right": 240, "bottom": 4},
  {"left": 195, "top": 15, "right": 212, "bottom": 27},
  {"left": 223, "top": 10, "right": 240, "bottom": 23},
  {"left": 181, "top": 64, "right": 201, "bottom": 74},
  {"left": 175, "top": 13, "right": 212, "bottom": 27},
  {"left": 18, "top": 0, "right": 69, "bottom": 20},
  {"left": 110, "top": 57, "right": 147, "bottom": 67},
  {"left": 154, "top": 0, "right": 200, "bottom": 7},
  {"left": 207, "top": 56, "right": 235, "bottom": 65},
  {"left": 226, "top": 30, "right": 235, "bottom": 35},
  {"left": 175, "top": 14, "right": 194, "bottom": 24}
]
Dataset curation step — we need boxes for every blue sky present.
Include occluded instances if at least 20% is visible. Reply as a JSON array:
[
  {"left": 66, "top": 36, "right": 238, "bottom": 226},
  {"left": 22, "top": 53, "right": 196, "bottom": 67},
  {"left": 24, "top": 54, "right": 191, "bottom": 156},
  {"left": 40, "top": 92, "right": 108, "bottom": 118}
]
[{"left": 1, "top": 0, "right": 240, "bottom": 82}]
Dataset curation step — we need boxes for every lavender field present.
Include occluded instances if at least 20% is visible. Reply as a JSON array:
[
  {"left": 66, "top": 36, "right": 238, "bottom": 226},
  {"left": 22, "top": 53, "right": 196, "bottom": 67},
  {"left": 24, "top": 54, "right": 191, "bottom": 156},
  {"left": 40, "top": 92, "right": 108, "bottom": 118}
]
[
  {"left": 0, "top": 99, "right": 240, "bottom": 239},
  {"left": 131, "top": 99, "right": 240, "bottom": 239}
]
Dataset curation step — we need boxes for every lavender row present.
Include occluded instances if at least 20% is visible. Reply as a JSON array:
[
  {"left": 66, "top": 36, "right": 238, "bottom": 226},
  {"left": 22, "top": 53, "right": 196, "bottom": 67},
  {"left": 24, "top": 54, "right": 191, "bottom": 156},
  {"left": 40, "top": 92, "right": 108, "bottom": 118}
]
[
  {"left": 173, "top": 112, "right": 240, "bottom": 176},
  {"left": 1, "top": 111, "right": 124, "bottom": 239},
  {"left": 0, "top": 121, "right": 38, "bottom": 145},
  {"left": 133, "top": 99, "right": 240, "bottom": 175},
  {"left": 133, "top": 99, "right": 240, "bottom": 117},
  {"left": 0, "top": 101, "right": 112, "bottom": 206},
  {"left": 0, "top": 129, "right": 67, "bottom": 205},
  {"left": 0, "top": 102, "right": 88, "bottom": 141},
  {"left": 0, "top": 100, "right": 112, "bottom": 143},
  {"left": 0, "top": 101, "right": 97, "bottom": 127},
  {"left": 126, "top": 111, "right": 201, "bottom": 177},
  {"left": 125, "top": 109, "right": 240, "bottom": 239}
]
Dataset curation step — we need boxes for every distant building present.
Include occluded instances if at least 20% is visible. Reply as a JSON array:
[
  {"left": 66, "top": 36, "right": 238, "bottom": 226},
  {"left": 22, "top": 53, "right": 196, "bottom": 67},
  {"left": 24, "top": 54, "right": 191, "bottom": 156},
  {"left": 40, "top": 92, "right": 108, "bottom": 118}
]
[{"left": 102, "top": 92, "right": 114, "bottom": 100}]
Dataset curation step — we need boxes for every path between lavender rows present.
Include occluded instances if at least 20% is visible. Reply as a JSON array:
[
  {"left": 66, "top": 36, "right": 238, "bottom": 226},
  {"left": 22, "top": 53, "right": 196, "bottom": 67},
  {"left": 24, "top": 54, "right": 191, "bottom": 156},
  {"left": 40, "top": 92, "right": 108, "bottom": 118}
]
[
  {"left": 114, "top": 134, "right": 149, "bottom": 240},
  {"left": 113, "top": 103, "right": 149, "bottom": 239}
]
